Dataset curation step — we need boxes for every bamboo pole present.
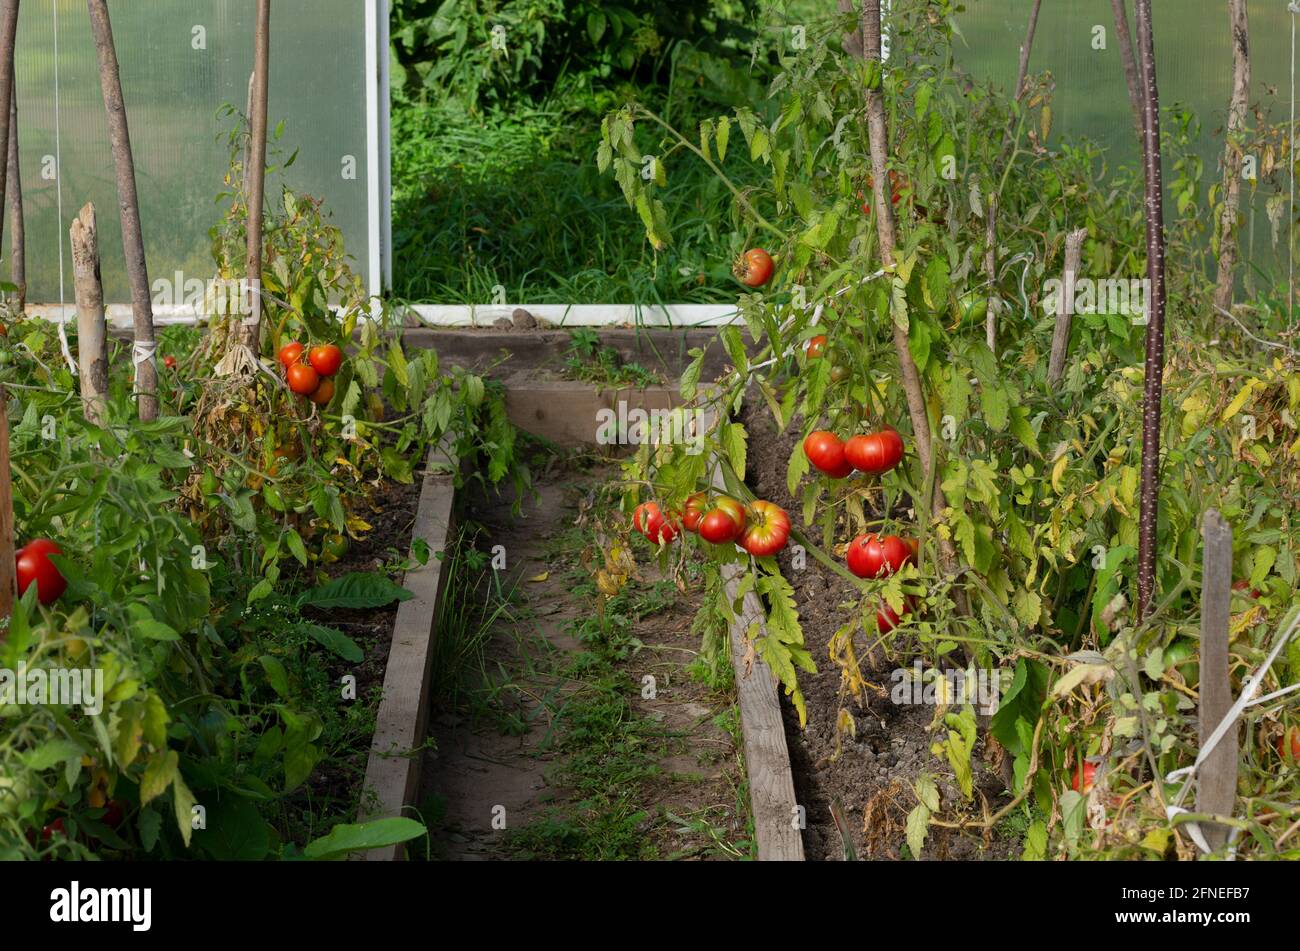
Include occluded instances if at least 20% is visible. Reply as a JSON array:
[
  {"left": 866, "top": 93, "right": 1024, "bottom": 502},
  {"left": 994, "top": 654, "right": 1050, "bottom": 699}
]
[
  {"left": 70, "top": 204, "right": 108, "bottom": 425},
  {"left": 87, "top": 0, "right": 158, "bottom": 421}
]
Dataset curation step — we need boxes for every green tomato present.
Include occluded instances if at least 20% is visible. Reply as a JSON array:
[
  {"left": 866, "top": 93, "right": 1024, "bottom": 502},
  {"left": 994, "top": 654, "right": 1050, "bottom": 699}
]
[
  {"left": 953, "top": 290, "right": 988, "bottom": 329},
  {"left": 0, "top": 350, "right": 12, "bottom": 366}
]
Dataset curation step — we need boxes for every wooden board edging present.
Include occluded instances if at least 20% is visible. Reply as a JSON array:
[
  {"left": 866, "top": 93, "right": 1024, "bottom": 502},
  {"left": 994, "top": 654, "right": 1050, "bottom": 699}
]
[
  {"left": 711, "top": 463, "right": 805, "bottom": 861},
  {"left": 356, "top": 442, "right": 457, "bottom": 860}
]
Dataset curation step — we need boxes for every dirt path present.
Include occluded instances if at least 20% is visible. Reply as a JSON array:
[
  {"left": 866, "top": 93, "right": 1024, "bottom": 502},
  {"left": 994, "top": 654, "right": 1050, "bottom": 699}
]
[{"left": 420, "top": 461, "right": 750, "bottom": 860}]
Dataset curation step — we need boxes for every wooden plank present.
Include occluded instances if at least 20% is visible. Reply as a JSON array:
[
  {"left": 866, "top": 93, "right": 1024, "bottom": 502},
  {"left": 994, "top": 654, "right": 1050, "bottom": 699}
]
[
  {"left": 1197, "top": 508, "right": 1237, "bottom": 852},
  {"left": 357, "top": 443, "right": 457, "bottom": 860},
  {"left": 711, "top": 463, "right": 804, "bottom": 861},
  {"left": 503, "top": 378, "right": 686, "bottom": 449},
  {"left": 0, "top": 385, "right": 13, "bottom": 621}
]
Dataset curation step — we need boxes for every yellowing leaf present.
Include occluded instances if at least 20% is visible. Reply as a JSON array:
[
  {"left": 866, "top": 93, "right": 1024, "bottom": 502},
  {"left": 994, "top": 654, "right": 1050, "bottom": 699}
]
[
  {"left": 528, "top": 572, "right": 550, "bottom": 583},
  {"left": 1220, "top": 379, "right": 1260, "bottom": 422}
]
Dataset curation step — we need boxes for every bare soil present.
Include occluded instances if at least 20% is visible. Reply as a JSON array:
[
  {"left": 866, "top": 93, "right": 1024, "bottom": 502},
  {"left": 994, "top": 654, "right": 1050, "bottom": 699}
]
[
  {"left": 740, "top": 403, "right": 1019, "bottom": 861},
  {"left": 421, "top": 459, "right": 748, "bottom": 860}
]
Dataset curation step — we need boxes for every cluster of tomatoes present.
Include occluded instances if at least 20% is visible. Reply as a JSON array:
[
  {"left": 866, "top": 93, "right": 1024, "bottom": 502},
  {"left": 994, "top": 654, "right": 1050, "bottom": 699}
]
[
  {"left": 804, "top": 426, "right": 918, "bottom": 632},
  {"left": 803, "top": 427, "right": 905, "bottom": 480},
  {"left": 633, "top": 492, "right": 792, "bottom": 558},
  {"left": 15, "top": 538, "right": 66, "bottom": 606},
  {"left": 277, "top": 341, "right": 343, "bottom": 406}
]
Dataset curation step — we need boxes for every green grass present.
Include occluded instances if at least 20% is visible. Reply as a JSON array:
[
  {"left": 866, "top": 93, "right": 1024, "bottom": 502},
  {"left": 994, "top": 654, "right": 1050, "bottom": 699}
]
[{"left": 389, "top": 70, "right": 770, "bottom": 305}]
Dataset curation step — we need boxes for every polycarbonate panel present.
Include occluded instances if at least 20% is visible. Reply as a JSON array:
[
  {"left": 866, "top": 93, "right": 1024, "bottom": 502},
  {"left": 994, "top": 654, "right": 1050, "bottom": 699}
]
[
  {"left": 955, "top": 1, "right": 1297, "bottom": 272},
  {"left": 7, "top": 0, "right": 371, "bottom": 305}
]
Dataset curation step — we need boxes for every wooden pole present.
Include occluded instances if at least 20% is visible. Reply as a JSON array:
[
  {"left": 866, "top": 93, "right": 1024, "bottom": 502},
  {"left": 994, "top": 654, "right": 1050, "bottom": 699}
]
[
  {"left": 86, "top": 0, "right": 157, "bottom": 422},
  {"left": 71, "top": 203, "right": 108, "bottom": 425},
  {"left": 0, "top": 0, "right": 19, "bottom": 254},
  {"left": 7, "top": 78, "right": 22, "bottom": 310},
  {"left": 0, "top": 386, "right": 14, "bottom": 621},
  {"left": 1197, "top": 509, "right": 1237, "bottom": 852},
  {"left": 1110, "top": 0, "right": 1147, "bottom": 147},
  {"left": 1212, "top": 0, "right": 1250, "bottom": 316},
  {"left": 983, "top": 193, "right": 998, "bottom": 353},
  {"left": 1133, "top": 0, "right": 1169, "bottom": 620},
  {"left": 856, "top": 0, "right": 969, "bottom": 619},
  {"left": 1048, "top": 228, "right": 1088, "bottom": 386},
  {"left": 241, "top": 0, "right": 271, "bottom": 351}
]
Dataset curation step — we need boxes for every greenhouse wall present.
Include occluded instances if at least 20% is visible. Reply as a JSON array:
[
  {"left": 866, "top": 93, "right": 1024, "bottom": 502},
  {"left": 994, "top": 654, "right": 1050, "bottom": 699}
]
[{"left": 6, "top": 0, "right": 389, "bottom": 309}]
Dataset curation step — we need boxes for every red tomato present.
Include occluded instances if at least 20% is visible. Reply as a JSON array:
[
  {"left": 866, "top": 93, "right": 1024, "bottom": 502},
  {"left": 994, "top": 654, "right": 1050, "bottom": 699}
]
[
  {"left": 1278, "top": 726, "right": 1300, "bottom": 763},
  {"left": 876, "top": 597, "right": 912, "bottom": 633},
  {"left": 102, "top": 799, "right": 126, "bottom": 829},
  {"left": 16, "top": 538, "right": 67, "bottom": 605},
  {"left": 163, "top": 355, "right": 177, "bottom": 370},
  {"left": 845, "top": 430, "right": 904, "bottom": 474},
  {"left": 41, "top": 818, "right": 66, "bottom": 842},
  {"left": 286, "top": 363, "right": 320, "bottom": 395},
  {"left": 308, "top": 378, "right": 335, "bottom": 406},
  {"left": 805, "top": 335, "right": 827, "bottom": 360},
  {"left": 734, "top": 248, "right": 774, "bottom": 288},
  {"left": 845, "top": 533, "right": 912, "bottom": 579},
  {"left": 278, "top": 341, "right": 304, "bottom": 368},
  {"left": 739, "top": 501, "right": 791, "bottom": 557},
  {"left": 308, "top": 344, "right": 344, "bottom": 378},
  {"left": 1071, "top": 760, "right": 1098, "bottom": 794},
  {"left": 803, "top": 431, "right": 852, "bottom": 478},
  {"left": 681, "top": 493, "right": 707, "bottom": 533},
  {"left": 633, "top": 502, "right": 677, "bottom": 544},
  {"left": 699, "top": 499, "right": 745, "bottom": 545}
]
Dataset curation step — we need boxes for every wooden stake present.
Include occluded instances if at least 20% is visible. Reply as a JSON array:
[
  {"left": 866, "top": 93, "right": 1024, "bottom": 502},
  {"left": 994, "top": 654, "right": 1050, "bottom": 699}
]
[
  {"left": 71, "top": 203, "right": 108, "bottom": 425},
  {"left": 0, "top": 386, "right": 15, "bottom": 621},
  {"left": 241, "top": 0, "right": 271, "bottom": 351},
  {"left": 87, "top": 0, "right": 157, "bottom": 422},
  {"left": 983, "top": 193, "right": 998, "bottom": 353},
  {"left": 1110, "top": 0, "right": 1147, "bottom": 147},
  {"left": 0, "top": 0, "right": 18, "bottom": 254},
  {"left": 1213, "top": 0, "right": 1250, "bottom": 315},
  {"left": 1197, "top": 509, "right": 1237, "bottom": 852},
  {"left": 1048, "top": 228, "right": 1088, "bottom": 386},
  {"left": 6, "top": 77, "right": 23, "bottom": 310}
]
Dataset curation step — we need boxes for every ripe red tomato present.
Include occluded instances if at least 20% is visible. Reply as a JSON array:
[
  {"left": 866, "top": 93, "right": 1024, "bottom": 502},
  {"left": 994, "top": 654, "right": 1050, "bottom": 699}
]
[
  {"left": 308, "top": 344, "right": 344, "bottom": 378},
  {"left": 1277, "top": 726, "right": 1300, "bottom": 763},
  {"left": 309, "top": 378, "right": 335, "bottom": 406},
  {"left": 681, "top": 492, "right": 707, "bottom": 533},
  {"left": 739, "top": 501, "right": 791, "bottom": 557},
  {"left": 278, "top": 341, "right": 304, "bottom": 368},
  {"left": 633, "top": 502, "right": 677, "bottom": 544},
  {"left": 41, "top": 818, "right": 66, "bottom": 842},
  {"left": 286, "top": 363, "right": 320, "bottom": 395},
  {"left": 698, "top": 497, "right": 745, "bottom": 545},
  {"left": 1071, "top": 760, "right": 1097, "bottom": 794},
  {"left": 803, "top": 431, "right": 852, "bottom": 478},
  {"left": 805, "top": 335, "right": 827, "bottom": 360},
  {"left": 876, "top": 597, "right": 912, "bottom": 633},
  {"left": 846, "top": 533, "right": 912, "bottom": 579},
  {"left": 845, "top": 429, "right": 905, "bottom": 474},
  {"left": 16, "top": 538, "right": 67, "bottom": 605},
  {"left": 102, "top": 799, "right": 126, "bottom": 829},
  {"left": 163, "top": 355, "right": 177, "bottom": 370},
  {"left": 734, "top": 248, "right": 774, "bottom": 288}
]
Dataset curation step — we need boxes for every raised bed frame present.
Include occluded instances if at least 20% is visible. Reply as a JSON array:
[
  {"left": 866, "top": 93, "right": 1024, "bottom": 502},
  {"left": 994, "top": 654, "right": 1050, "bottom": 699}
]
[{"left": 352, "top": 330, "right": 803, "bottom": 860}]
